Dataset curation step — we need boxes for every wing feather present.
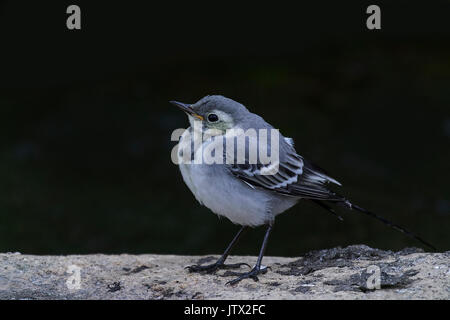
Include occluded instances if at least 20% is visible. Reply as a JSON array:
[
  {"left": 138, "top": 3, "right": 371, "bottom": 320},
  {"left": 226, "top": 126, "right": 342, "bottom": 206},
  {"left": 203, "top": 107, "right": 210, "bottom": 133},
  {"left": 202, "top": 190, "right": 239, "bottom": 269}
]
[{"left": 227, "top": 135, "right": 342, "bottom": 201}]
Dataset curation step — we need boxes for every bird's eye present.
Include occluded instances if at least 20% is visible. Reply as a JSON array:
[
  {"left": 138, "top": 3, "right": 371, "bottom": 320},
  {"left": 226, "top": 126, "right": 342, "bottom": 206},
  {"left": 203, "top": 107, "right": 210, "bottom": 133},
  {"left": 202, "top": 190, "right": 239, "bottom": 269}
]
[{"left": 207, "top": 113, "right": 219, "bottom": 122}]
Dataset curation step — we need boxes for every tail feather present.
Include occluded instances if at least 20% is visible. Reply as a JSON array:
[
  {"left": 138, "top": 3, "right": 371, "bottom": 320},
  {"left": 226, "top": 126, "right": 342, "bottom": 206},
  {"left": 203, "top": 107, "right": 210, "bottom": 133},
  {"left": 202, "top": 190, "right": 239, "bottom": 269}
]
[
  {"left": 341, "top": 200, "right": 436, "bottom": 251},
  {"left": 310, "top": 199, "right": 344, "bottom": 221}
]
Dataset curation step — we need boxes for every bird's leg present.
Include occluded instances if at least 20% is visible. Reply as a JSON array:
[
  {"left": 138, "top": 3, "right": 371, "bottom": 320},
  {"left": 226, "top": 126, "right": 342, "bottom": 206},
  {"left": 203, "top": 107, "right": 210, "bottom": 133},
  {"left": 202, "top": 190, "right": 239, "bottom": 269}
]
[
  {"left": 186, "top": 226, "right": 250, "bottom": 274},
  {"left": 226, "top": 223, "right": 273, "bottom": 285}
]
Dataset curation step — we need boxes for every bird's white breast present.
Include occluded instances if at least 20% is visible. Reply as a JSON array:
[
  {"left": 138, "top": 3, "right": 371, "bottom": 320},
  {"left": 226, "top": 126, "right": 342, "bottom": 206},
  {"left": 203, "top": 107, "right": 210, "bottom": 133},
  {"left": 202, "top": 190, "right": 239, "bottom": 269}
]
[{"left": 177, "top": 128, "right": 297, "bottom": 226}]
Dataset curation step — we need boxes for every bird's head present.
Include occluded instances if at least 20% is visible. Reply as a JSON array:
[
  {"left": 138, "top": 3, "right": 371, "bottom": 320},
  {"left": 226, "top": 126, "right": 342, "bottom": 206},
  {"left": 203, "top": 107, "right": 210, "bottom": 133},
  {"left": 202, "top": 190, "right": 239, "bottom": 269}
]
[{"left": 170, "top": 95, "right": 250, "bottom": 134}]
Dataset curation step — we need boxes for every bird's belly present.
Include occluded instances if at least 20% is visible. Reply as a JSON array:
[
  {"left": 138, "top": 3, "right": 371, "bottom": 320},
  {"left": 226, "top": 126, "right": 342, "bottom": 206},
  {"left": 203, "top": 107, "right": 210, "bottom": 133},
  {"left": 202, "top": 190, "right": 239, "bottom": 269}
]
[
  {"left": 181, "top": 163, "right": 272, "bottom": 226},
  {"left": 177, "top": 132, "right": 298, "bottom": 226}
]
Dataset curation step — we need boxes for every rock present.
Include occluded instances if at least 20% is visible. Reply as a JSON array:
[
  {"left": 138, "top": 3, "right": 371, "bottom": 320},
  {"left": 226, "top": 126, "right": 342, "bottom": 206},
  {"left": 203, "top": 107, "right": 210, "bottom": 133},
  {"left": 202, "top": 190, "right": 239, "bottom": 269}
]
[{"left": 0, "top": 245, "right": 448, "bottom": 300}]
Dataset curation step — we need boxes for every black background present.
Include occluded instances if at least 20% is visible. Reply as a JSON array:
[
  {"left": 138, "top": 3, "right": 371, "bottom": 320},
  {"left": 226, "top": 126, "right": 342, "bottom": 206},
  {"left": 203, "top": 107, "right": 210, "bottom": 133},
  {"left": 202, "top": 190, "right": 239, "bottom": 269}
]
[{"left": 0, "top": 1, "right": 449, "bottom": 256}]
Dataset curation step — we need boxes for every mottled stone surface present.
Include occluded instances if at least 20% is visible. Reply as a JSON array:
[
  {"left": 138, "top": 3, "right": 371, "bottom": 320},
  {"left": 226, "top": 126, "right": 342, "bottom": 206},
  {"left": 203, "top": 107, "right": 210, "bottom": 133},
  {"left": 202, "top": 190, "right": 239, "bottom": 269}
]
[{"left": 0, "top": 245, "right": 449, "bottom": 300}]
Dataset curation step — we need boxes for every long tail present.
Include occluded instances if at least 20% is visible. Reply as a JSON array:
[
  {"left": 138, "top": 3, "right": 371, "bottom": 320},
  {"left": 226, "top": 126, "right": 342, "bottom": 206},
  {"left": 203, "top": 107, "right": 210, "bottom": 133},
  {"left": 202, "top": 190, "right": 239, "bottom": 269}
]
[
  {"left": 311, "top": 199, "right": 344, "bottom": 221},
  {"left": 313, "top": 198, "right": 436, "bottom": 251},
  {"left": 344, "top": 200, "right": 436, "bottom": 251}
]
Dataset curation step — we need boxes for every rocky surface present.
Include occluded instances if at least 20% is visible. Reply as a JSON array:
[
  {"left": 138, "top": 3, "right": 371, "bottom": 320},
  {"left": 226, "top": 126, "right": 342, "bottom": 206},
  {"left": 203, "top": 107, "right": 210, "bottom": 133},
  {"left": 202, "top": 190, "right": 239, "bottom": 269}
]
[{"left": 0, "top": 245, "right": 449, "bottom": 300}]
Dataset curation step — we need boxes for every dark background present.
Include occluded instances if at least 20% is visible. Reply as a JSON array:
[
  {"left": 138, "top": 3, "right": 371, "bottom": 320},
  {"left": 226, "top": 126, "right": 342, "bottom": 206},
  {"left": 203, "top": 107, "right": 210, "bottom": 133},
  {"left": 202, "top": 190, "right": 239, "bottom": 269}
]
[{"left": 0, "top": 1, "right": 449, "bottom": 256}]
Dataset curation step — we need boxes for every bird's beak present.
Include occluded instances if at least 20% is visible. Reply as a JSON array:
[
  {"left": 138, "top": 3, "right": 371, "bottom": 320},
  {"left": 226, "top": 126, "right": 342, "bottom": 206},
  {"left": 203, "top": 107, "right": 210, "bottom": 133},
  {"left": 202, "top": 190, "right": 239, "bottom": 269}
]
[{"left": 169, "top": 101, "right": 204, "bottom": 121}]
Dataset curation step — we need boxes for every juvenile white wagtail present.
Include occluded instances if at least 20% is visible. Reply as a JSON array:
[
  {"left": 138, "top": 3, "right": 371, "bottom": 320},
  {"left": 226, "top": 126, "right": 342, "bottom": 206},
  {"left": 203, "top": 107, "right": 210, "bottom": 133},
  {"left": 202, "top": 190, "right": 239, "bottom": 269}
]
[{"left": 170, "top": 95, "right": 434, "bottom": 285}]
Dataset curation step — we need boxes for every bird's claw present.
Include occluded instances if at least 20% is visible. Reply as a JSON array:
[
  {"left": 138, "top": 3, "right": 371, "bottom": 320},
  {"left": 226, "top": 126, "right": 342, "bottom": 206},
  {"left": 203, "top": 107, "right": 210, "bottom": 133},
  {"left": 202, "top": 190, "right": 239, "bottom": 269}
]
[
  {"left": 221, "top": 262, "right": 251, "bottom": 269},
  {"left": 225, "top": 266, "right": 268, "bottom": 286},
  {"left": 185, "top": 262, "right": 250, "bottom": 274}
]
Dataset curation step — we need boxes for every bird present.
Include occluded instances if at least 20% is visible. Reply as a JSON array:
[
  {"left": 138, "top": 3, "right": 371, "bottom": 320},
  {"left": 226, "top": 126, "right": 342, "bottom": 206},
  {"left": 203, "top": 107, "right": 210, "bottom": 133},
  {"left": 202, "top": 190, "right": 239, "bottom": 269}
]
[{"left": 169, "top": 95, "right": 435, "bottom": 285}]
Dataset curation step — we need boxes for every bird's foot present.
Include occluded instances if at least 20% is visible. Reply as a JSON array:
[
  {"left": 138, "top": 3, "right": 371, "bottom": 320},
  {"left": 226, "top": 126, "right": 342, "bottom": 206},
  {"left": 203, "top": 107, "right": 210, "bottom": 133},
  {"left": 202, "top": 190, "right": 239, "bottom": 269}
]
[
  {"left": 225, "top": 265, "right": 269, "bottom": 286},
  {"left": 185, "top": 261, "right": 250, "bottom": 274}
]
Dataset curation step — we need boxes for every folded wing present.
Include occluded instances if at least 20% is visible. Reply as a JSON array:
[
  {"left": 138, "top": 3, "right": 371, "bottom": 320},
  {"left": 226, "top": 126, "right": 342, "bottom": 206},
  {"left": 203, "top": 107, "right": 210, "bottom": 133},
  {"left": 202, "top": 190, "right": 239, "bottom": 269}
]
[{"left": 227, "top": 136, "right": 343, "bottom": 201}]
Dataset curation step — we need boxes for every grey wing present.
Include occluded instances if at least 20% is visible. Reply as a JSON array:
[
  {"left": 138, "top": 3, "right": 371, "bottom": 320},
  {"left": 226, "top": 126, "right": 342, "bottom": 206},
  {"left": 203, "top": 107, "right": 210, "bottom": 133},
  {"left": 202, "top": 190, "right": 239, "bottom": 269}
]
[{"left": 227, "top": 137, "right": 343, "bottom": 201}]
